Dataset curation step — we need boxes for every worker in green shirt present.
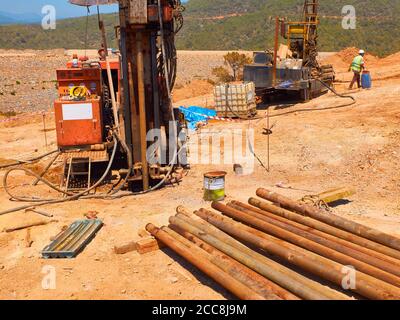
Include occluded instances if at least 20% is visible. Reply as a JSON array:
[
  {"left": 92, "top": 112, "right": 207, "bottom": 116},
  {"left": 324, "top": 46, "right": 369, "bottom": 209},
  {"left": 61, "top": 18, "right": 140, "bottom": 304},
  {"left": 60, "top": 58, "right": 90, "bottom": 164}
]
[{"left": 348, "top": 49, "right": 365, "bottom": 89}]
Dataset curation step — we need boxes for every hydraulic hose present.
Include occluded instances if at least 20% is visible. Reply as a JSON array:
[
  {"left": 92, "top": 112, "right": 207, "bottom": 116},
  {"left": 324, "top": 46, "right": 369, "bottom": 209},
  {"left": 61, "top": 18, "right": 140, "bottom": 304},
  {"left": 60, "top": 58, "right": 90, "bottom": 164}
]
[
  {"left": 106, "top": 133, "right": 132, "bottom": 195},
  {"left": 315, "top": 78, "right": 356, "bottom": 102},
  {"left": 269, "top": 79, "right": 356, "bottom": 118},
  {"left": 0, "top": 133, "right": 119, "bottom": 215},
  {"left": 0, "top": 149, "right": 59, "bottom": 170}
]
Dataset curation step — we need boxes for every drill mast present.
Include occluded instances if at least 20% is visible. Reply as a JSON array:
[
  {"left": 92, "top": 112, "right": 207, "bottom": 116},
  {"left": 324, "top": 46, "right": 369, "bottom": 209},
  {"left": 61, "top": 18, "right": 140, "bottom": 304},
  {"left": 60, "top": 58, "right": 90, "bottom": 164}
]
[{"left": 285, "top": 0, "right": 320, "bottom": 69}]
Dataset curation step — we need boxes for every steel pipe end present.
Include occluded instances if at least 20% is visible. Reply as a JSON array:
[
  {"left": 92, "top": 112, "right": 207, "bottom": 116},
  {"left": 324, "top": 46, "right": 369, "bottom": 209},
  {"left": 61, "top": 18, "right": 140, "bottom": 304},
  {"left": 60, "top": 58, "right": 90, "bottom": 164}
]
[{"left": 145, "top": 223, "right": 159, "bottom": 234}]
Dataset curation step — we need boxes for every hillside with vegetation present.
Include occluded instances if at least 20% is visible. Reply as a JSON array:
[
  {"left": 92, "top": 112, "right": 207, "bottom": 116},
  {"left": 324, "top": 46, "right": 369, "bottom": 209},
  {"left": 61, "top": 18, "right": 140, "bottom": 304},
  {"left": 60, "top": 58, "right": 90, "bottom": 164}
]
[
  {"left": 179, "top": 0, "right": 399, "bottom": 56},
  {"left": 0, "top": 0, "right": 398, "bottom": 56}
]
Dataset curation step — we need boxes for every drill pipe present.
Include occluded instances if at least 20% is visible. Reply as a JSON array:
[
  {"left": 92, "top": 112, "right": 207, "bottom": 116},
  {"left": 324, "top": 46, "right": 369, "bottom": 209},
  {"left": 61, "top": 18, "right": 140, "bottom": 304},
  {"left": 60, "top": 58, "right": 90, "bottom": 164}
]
[
  {"left": 176, "top": 207, "right": 349, "bottom": 300},
  {"left": 136, "top": 33, "right": 150, "bottom": 191},
  {"left": 176, "top": 207, "right": 346, "bottom": 300},
  {"left": 256, "top": 188, "right": 400, "bottom": 252},
  {"left": 177, "top": 206, "right": 266, "bottom": 259},
  {"left": 145, "top": 223, "right": 264, "bottom": 300},
  {"left": 249, "top": 197, "right": 400, "bottom": 261},
  {"left": 173, "top": 211, "right": 343, "bottom": 300},
  {"left": 169, "top": 224, "right": 298, "bottom": 300},
  {"left": 214, "top": 202, "right": 400, "bottom": 288},
  {"left": 236, "top": 200, "right": 400, "bottom": 267},
  {"left": 197, "top": 208, "right": 400, "bottom": 300},
  {"left": 225, "top": 202, "right": 400, "bottom": 283},
  {"left": 164, "top": 226, "right": 283, "bottom": 300}
]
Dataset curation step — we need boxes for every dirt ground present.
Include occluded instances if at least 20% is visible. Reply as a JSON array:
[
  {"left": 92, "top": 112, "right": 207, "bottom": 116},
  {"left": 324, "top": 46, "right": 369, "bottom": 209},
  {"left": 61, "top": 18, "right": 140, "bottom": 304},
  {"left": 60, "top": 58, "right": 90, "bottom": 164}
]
[{"left": 0, "top": 49, "right": 399, "bottom": 300}]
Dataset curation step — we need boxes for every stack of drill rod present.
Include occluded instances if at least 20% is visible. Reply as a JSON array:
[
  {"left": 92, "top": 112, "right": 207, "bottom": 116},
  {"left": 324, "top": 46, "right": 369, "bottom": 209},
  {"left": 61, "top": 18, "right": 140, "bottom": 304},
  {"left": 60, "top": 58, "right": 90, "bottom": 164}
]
[{"left": 146, "top": 188, "right": 400, "bottom": 300}]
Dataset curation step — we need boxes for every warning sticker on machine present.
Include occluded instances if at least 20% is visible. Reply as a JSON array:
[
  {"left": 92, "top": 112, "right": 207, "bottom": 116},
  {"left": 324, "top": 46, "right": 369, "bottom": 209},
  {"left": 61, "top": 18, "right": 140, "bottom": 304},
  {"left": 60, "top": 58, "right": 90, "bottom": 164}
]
[{"left": 62, "top": 103, "right": 93, "bottom": 120}]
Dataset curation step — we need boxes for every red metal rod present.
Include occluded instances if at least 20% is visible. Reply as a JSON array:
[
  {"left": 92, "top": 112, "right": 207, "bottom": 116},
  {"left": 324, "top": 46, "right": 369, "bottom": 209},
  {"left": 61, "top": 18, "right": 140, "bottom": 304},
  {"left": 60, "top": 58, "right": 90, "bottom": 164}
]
[
  {"left": 201, "top": 206, "right": 400, "bottom": 300},
  {"left": 167, "top": 225, "right": 287, "bottom": 300},
  {"left": 256, "top": 188, "right": 400, "bottom": 252},
  {"left": 146, "top": 223, "right": 265, "bottom": 300},
  {"left": 218, "top": 202, "right": 400, "bottom": 288},
  {"left": 235, "top": 200, "right": 400, "bottom": 267}
]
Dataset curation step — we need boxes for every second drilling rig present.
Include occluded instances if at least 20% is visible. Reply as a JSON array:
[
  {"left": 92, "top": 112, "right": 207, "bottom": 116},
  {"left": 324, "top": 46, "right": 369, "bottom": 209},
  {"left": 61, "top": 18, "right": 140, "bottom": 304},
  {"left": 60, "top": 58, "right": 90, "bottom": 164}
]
[{"left": 244, "top": 0, "right": 335, "bottom": 102}]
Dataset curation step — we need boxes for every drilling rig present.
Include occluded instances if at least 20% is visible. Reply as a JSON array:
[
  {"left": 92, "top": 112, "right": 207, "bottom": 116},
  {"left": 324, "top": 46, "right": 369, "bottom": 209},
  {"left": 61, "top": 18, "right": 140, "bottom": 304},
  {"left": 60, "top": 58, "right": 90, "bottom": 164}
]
[
  {"left": 244, "top": 0, "right": 334, "bottom": 102},
  {"left": 53, "top": 0, "right": 186, "bottom": 195}
]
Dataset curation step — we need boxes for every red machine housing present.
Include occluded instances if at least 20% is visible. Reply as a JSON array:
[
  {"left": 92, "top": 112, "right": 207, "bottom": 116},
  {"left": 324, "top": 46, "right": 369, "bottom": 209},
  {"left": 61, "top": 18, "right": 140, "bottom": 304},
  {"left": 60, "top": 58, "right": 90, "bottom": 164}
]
[
  {"left": 55, "top": 98, "right": 103, "bottom": 147},
  {"left": 54, "top": 59, "right": 120, "bottom": 149}
]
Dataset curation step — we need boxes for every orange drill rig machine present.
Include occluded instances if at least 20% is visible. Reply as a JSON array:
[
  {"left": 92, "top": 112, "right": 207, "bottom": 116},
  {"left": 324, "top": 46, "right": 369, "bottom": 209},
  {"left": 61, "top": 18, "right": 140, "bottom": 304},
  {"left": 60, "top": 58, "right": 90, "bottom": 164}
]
[{"left": 54, "top": 0, "right": 187, "bottom": 195}]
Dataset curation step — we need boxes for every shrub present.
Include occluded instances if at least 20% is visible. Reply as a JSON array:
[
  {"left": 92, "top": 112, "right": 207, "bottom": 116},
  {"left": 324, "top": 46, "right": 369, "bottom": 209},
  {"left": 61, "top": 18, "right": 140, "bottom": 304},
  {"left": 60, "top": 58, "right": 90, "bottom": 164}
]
[
  {"left": 212, "top": 66, "right": 233, "bottom": 83},
  {"left": 223, "top": 52, "right": 252, "bottom": 81},
  {"left": 0, "top": 110, "right": 17, "bottom": 117}
]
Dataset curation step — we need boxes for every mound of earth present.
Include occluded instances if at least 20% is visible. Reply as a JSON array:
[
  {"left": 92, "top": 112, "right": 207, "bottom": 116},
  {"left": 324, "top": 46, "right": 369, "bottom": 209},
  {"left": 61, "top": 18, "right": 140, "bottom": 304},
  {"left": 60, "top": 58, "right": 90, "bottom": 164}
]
[{"left": 336, "top": 47, "right": 379, "bottom": 65}]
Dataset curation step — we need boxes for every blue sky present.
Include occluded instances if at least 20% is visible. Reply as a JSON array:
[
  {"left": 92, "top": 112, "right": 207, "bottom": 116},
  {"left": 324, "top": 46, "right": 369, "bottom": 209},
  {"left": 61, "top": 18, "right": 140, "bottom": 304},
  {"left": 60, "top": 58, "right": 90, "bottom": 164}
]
[
  {"left": 1, "top": 1, "right": 119, "bottom": 19},
  {"left": 1, "top": 1, "right": 188, "bottom": 19}
]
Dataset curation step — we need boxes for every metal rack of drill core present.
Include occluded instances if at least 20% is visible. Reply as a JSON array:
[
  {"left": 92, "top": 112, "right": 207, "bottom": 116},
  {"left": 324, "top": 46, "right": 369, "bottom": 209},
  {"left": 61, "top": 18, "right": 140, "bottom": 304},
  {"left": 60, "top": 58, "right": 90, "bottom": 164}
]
[{"left": 42, "top": 219, "right": 104, "bottom": 259}]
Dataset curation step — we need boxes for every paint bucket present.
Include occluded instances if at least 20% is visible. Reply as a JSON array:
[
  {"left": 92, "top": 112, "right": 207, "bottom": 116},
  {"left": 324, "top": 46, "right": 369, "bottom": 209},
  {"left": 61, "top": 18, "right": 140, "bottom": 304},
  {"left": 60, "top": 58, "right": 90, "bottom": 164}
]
[{"left": 203, "top": 171, "right": 227, "bottom": 201}]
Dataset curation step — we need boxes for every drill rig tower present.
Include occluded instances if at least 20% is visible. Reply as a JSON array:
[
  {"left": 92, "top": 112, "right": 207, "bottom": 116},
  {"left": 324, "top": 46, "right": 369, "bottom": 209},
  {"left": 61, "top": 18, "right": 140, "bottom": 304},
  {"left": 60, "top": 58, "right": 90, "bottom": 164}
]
[{"left": 63, "top": 0, "right": 185, "bottom": 192}]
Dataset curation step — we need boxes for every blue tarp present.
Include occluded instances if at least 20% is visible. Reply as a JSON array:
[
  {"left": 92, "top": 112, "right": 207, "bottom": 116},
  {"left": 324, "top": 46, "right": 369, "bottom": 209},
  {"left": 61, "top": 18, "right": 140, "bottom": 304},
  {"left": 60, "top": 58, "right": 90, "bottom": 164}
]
[
  {"left": 179, "top": 106, "right": 217, "bottom": 130},
  {"left": 277, "top": 80, "right": 294, "bottom": 89}
]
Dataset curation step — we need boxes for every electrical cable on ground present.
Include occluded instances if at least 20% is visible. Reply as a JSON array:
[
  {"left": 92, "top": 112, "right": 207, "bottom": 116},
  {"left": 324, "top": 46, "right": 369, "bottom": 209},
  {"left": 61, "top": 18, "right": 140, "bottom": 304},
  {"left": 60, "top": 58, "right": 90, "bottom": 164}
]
[{"left": 3, "top": 134, "right": 120, "bottom": 202}]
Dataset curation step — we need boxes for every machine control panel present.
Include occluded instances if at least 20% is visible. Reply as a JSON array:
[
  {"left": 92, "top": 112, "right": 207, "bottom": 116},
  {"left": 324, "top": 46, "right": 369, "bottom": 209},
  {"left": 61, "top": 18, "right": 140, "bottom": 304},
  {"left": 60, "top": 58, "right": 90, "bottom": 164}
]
[{"left": 56, "top": 68, "right": 102, "bottom": 97}]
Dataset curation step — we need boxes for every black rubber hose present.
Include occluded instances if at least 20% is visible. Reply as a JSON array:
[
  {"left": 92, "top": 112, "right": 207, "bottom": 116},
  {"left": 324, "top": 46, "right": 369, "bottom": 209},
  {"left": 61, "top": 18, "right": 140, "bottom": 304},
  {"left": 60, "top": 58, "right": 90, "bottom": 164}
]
[
  {"left": 0, "top": 149, "right": 59, "bottom": 170},
  {"left": 0, "top": 134, "right": 119, "bottom": 215},
  {"left": 269, "top": 81, "right": 356, "bottom": 118},
  {"left": 106, "top": 133, "right": 132, "bottom": 195}
]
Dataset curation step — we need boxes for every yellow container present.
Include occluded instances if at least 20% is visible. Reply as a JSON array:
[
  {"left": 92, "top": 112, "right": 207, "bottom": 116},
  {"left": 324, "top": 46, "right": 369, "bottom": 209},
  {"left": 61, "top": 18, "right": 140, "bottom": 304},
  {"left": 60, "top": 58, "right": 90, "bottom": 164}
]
[{"left": 203, "top": 171, "right": 227, "bottom": 201}]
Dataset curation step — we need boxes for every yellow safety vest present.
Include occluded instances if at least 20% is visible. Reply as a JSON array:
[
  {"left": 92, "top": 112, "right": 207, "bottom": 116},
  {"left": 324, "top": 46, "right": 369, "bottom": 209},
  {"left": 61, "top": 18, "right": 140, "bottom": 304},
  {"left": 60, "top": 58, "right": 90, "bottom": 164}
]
[{"left": 351, "top": 55, "right": 364, "bottom": 72}]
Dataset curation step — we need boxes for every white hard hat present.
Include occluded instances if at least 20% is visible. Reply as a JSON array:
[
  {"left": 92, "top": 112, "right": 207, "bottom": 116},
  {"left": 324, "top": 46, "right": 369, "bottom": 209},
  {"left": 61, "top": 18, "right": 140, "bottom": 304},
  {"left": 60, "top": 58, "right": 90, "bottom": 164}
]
[{"left": 359, "top": 49, "right": 365, "bottom": 54}]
